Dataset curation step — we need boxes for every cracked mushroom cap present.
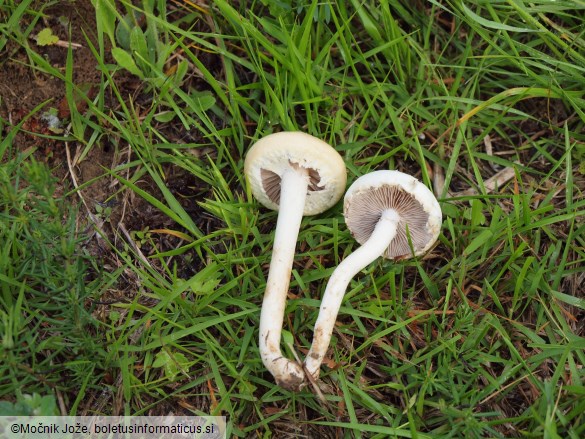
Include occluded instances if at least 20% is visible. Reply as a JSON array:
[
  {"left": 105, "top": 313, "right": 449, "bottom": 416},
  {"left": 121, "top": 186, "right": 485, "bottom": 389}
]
[
  {"left": 344, "top": 170, "right": 442, "bottom": 259},
  {"left": 244, "top": 132, "right": 347, "bottom": 215}
]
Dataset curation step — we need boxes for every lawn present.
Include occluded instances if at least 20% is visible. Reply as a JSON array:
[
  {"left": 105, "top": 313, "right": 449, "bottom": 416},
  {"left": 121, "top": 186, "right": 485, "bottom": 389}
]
[{"left": 0, "top": 0, "right": 584, "bottom": 437}]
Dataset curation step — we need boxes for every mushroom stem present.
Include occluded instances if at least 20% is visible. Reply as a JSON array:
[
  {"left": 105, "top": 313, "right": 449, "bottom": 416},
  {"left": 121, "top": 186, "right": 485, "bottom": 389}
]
[
  {"left": 304, "top": 208, "right": 401, "bottom": 379},
  {"left": 259, "top": 166, "right": 309, "bottom": 390}
]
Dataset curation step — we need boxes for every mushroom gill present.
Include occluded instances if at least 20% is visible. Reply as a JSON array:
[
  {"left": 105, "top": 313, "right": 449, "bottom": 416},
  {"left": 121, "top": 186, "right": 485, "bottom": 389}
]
[
  {"left": 260, "top": 163, "right": 323, "bottom": 205},
  {"left": 345, "top": 185, "right": 432, "bottom": 258}
]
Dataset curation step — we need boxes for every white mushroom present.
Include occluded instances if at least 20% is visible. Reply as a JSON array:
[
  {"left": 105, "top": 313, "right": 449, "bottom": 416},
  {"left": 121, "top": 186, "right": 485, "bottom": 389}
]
[
  {"left": 304, "top": 170, "right": 442, "bottom": 380},
  {"left": 244, "top": 132, "right": 346, "bottom": 390}
]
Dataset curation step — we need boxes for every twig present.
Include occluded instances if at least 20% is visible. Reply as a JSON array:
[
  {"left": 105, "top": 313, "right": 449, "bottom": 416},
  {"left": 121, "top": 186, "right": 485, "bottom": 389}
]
[
  {"left": 451, "top": 162, "right": 521, "bottom": 197},
  {"left": 118, "top": 222, "right": 154, "bottom": 270},
  {"left": 65, "top": 140, "right": 107, "bottom": 241},
  {"left": 30, "top": 34, "right": 82, "bottom": 49}
]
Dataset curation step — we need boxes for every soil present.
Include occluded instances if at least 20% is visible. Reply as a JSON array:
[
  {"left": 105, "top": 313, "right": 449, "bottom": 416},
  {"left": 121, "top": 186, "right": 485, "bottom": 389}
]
[
  {"left": 0, "top": 0, "right": 224, "bottom": 414},
  {"left": 1, "top": 1, "right": 100, "bottom": 144},
  {"left": 2, "top": 1, "right": 583, "bottom": 431},
  {"left": 0, "top": 0, "right": 223, "bottom": 275},
  {"left": 1, "top": 0, "right": 108, "bottom": 192}
]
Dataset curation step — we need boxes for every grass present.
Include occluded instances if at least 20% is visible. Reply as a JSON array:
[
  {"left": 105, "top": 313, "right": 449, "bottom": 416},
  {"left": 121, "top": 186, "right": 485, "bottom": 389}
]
[
  {"left": 0, "top": 0, "right": 584, "bottom": 436},
  {"left": 0, "top": 154, "right": 106, "bottom": 415}
]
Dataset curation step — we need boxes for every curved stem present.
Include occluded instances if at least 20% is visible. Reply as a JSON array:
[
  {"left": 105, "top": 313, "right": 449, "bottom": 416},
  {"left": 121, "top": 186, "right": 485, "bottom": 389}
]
[
  {"left": 259, "top": 166, "right": 309, "bottom": 390},
  {"left": 304, "top": 209, "right": 400, "bottom": 379}
]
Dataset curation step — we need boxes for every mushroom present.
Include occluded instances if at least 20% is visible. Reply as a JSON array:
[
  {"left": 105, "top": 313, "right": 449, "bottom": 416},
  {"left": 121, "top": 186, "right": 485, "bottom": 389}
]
[
  {"left": 304, "top": 170, "right": 442, "bottom": 380},
  {"left": 244, "top": 131, "right": 346, "bottom": 390}
]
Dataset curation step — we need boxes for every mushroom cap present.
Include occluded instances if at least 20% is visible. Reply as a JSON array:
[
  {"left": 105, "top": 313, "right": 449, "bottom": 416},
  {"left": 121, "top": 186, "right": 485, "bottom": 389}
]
[
  {"left": 344, "top": 170, "right": 442, "bottom": 259},
  {"left": 244, "top": 132, "right": 347, "bottom": 215}
]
